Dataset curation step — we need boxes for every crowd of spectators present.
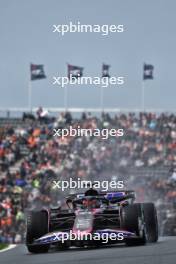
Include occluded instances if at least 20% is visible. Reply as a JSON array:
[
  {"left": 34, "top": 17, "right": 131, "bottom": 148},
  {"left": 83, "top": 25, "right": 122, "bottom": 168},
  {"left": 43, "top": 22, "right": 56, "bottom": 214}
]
[{"left": 0, "top": 111, "right": 176, "bottom": 243}]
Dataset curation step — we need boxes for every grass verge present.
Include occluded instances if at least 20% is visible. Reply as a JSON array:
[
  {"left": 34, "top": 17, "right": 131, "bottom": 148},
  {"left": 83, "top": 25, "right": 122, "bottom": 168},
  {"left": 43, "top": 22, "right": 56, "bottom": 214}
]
[{"left": 0, "top": 244, "right": 8, "bottom": 250}]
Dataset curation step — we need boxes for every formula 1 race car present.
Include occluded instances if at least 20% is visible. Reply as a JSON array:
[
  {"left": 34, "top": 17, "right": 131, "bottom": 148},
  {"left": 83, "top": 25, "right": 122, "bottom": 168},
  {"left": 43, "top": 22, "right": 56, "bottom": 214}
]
[{"left": 26, "top": 190, "right": 158, "bottom": 253}]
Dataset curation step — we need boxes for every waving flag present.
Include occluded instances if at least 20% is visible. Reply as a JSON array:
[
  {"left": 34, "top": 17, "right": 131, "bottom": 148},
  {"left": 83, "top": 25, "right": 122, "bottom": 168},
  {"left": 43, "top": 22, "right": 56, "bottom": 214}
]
[
  {"left": 67, "top": 64, "right": 83, "bottom": 79},
  {"left": 102, "top": 64, "right": 110, "bottom": 78},
  {"left": 143, "top": 63, "right": 154, "bottom": 80},
  {"left": 30, "top": 64, "right": 46, "bottom": 81}
]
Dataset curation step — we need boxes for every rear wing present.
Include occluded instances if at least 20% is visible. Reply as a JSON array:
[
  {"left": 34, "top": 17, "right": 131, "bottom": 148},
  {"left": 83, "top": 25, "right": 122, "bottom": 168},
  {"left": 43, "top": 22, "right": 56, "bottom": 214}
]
[{"left": 66, "top": 190, "right": 135, "bottom": 203}]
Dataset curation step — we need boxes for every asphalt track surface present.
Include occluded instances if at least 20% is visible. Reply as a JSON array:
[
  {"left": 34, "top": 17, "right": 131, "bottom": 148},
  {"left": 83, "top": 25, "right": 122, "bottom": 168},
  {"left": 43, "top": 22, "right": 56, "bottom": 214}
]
[{"left": 1, "top": 237, "right": 176, "bottom": 264}]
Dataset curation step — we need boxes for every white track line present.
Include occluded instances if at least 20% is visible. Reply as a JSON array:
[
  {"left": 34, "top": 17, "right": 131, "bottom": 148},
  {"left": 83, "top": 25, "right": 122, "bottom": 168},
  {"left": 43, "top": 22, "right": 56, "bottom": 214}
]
[{"left": 0, "top": 244, "right": 16, "bottom": 253}]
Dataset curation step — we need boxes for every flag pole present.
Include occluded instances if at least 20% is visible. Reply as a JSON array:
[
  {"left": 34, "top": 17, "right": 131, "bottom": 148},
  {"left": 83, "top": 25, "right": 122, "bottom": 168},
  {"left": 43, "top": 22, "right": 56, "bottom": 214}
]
[
  {"left": 65, "top": 63, "right": 69, "bottom": 112},
  {"left": 28, "top": 80, "right": 32, "bottom": 112},
  {"left": 141, "top": 80, "right": 145, "bottom": 111},
  {"left": 100, "top": 86, "right": 104, "bottom": 112},
  {"left": 64, "top": 85, "right": 68, "bottom": 112}
]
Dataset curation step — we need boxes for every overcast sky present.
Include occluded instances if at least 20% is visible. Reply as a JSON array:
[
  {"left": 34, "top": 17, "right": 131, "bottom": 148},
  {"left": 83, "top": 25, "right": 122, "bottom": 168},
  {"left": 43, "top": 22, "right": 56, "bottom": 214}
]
[{"left": 0, "top": 0, "right": 176, "bottom": 111}]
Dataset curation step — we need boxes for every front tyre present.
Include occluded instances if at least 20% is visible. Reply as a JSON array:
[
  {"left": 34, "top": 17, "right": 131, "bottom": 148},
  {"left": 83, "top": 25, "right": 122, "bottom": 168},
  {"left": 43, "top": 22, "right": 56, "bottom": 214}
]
[
  {"left": 26, "top": 210, "right": 49, "bottom": 253},
  {"left": 121, "top": 203, "right": 146, "bottom": 246},
  {"left": 142, "top": 203, "right": 158, "bottom": 243}
]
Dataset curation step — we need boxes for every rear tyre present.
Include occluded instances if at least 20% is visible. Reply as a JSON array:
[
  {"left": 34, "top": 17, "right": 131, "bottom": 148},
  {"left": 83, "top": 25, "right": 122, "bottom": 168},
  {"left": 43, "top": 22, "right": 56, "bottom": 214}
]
[
  {"left": 26, "top": 210, "right": 49, "bottom": 253},
  {"left": 142, "top": 203, "right": 158, "bottom": 243},
  {"left": 121, "top": 203, "right": 146, "bottom": 246}
]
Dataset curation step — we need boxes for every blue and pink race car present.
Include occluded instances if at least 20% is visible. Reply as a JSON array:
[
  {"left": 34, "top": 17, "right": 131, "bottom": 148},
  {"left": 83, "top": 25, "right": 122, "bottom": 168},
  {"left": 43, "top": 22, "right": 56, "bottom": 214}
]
[{"left": 26, "top": 190, "right": 158, "bottom": 253}]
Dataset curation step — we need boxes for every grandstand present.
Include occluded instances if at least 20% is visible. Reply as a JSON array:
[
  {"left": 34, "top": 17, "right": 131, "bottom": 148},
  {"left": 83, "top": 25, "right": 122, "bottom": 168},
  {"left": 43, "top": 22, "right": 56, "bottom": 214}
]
[{"left": 0, "top": 110, "right": 176, "bottom": 243}]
